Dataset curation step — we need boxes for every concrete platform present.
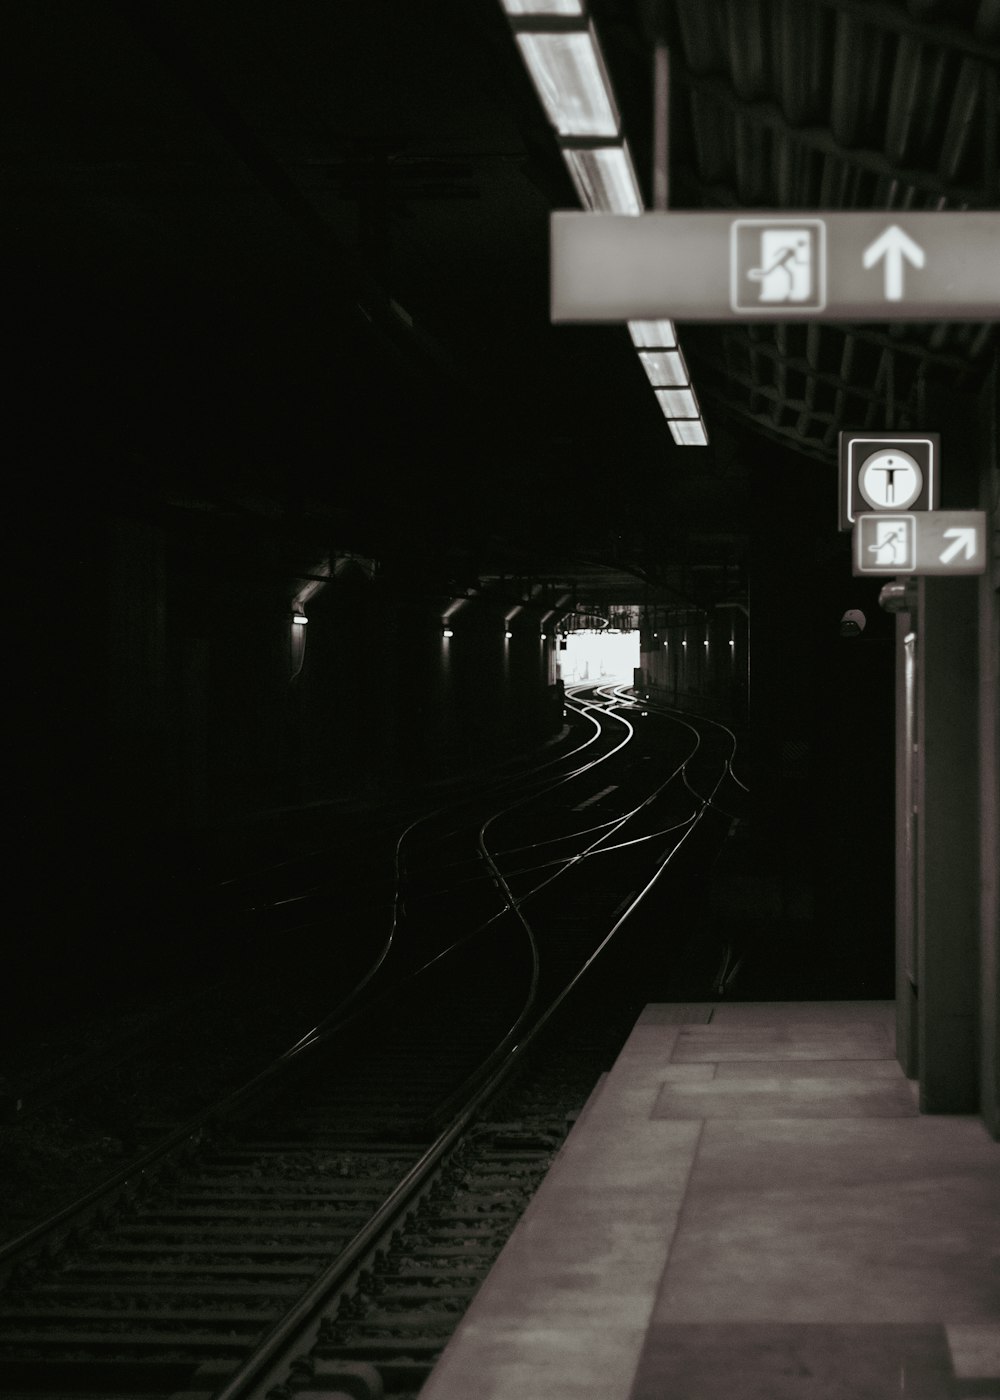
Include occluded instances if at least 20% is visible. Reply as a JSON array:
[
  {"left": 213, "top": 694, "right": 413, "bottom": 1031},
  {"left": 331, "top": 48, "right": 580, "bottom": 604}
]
[{"left": 419, "top": 1002, "right": 1000, "bottom": 1399}]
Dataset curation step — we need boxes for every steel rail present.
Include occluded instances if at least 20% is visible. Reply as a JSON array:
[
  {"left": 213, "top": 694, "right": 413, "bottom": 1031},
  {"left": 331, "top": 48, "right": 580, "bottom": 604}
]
[
  {"left": 430, "top": 695, "right": 724, "bottom": 1125},
  {"left": 211, "top": 701, "right": 743, "bottom": 1400},
  {"left": 1, "top": 715, "right": 614, "bottom": 1261},
  {"left": 1, "top": 693, "right": 745, "bottom": 1400},
  {"left": 0, "top": 699, "right": 652, "bottom": 1274}
]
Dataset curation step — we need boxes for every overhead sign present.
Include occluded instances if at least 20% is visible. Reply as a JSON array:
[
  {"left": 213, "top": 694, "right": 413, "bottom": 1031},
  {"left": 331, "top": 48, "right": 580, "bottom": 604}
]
[
  {"left": 839, "top": 431, "right": 939, "bottom": 531},
  {"left": 551, "top": 212, "right": 1000, "bottom": 322},
  {"left": 852, "top": 511, "right": 987, "bottom": 576}
]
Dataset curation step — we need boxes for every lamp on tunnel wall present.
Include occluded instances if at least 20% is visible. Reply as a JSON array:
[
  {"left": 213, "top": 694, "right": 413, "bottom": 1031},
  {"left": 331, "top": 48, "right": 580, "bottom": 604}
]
[
  {"left": 500, "top": 0, "right": 708, "bottom": 446},
  {"left": 839, "top": 609, "right": 867, "bottom": 638},
  {"left": 289, "top": 612, "right": 308, "bottom": 681}
]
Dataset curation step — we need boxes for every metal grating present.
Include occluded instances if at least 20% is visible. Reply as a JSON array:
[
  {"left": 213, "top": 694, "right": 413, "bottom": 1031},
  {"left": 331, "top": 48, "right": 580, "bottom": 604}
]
[{"left": 665, "top": 0, "right": 1000, "bottom": 458}]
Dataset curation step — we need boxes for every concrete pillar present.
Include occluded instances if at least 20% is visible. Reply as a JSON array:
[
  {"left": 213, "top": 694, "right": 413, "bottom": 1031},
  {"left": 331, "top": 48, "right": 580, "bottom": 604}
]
[
  {"left": 916, "top": 573, "right": 980, "bottom": 1112},
  {"left": 894, "top": 612, "right": 918, "bottom": 1077},
  {"left": 977, "top": 363, "right": 1000, "bottom": 1138},
  {"left": 980, "top": 546, "right": 1000, "bottom": 1136}
]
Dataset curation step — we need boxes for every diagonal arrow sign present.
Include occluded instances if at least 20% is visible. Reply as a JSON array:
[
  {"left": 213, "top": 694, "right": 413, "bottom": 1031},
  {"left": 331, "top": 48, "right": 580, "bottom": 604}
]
[
  {"left": 861, "top": 225, "right": 926, "bottom": 301},
  {"left": 853, "top": 511, "right": 986, "bottom": 576},
  {"left": 939, "top": 527, "right": 978, "bottom": 563}
]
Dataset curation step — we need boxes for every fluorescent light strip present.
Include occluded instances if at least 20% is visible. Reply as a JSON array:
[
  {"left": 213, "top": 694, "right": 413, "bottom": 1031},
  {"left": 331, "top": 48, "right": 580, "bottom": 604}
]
[
  {"left": 516, "top": 28, "right": 619, "bottom": 138},
  {"left": 505, "top": 1, "right": 709, "bottom": 444},
  {"left": 501, "top": 0, "right": 579, "bottom": 10},
  {"left": 562, "top": 143, "right": 642, "bottom": 214},
  {"left": 502, "top": 0, "right": 583, "bottom": 11},
  {"left": 655, "top": 387, "right": 699, "bottom": 418},
  {"left": 638, "top": 349, "right": 688, "bottom": 387},
  {"left": 668, "top": 420, "right": 709, "bottom": 446},
  {"left": 628, "top": 318, "right": 677, "bottom": 349}
]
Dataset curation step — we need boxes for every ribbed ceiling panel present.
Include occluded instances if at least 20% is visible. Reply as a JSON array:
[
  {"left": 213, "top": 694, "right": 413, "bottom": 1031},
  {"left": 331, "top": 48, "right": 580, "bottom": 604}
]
[{"left": 664, "top": 0, "right": 998, "bottom": 459}]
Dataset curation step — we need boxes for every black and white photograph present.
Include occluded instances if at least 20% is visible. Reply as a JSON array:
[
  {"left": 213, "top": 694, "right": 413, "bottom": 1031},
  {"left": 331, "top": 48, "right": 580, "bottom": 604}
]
[{"left": 3, "top": 2, "right": 999, "bottom": 1396}]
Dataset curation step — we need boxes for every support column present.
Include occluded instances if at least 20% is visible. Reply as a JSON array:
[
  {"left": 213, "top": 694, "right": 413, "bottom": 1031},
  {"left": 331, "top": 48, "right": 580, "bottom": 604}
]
[
  {"left": 977, "top": 362, "right": 1000, "bottom": 1138},
  {"left": 894, "top": 612, "right": 918, "bottom": 1077},
  {"left": 916, "top": 574, "right": 980, "bottom": 1112}
]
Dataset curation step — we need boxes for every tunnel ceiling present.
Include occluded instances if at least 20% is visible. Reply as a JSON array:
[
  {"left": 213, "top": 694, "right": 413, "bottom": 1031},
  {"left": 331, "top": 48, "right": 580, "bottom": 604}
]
[{"left": 7, "top": 0, "right": 998, "bottom": 615}]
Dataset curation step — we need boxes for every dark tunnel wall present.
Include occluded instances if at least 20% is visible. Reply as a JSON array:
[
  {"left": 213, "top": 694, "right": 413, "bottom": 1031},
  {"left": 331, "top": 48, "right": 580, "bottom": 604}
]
[
  {"left": 8, "top": 201, "right": 566, "bottom": 956},
  {"left": 638, "top": 608, "right": 749, "bottom": 718},
  {"left": 743, "top": 442, "right": 895, "bottom": 993},
  {"left": 18, "top": 500, "right": 565, "bottom": 944}
]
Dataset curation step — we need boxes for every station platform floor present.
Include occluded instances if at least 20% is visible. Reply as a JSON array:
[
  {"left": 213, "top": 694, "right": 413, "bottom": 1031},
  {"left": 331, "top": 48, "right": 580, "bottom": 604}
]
[{"left": 420, "top": 1002, "right": 1000, "bottom": 1400}]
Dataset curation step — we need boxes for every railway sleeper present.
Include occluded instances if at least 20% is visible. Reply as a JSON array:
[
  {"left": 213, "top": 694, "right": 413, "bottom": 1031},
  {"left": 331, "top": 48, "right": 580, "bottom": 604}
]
[
  {"left": 275, "top": 1357, "right": 385, "bottom": 1400},
  {"left": 0, "top": 1357, "right": 199, "bottom": 1393},
  {"left": 0, "top": 1304, "right": 276, "bottom": 1325},
  {"left": 358, "top": 1285, "right": 481, "bottom": 1305},
  {"left": 0, "top": 1327, "right": 257, "bottom": 1350},
  {"left": 338, "top": 1306, "right": 469, "bottom": 1328},
  {"left": 218, "top": 1142, "right": 424, "bottom": 1155},
  {"left": 325, "top": 1314, "right": 462, "bottom": 1337},
  {"left": 381, "top": 1245, "right": 499, "bottom": 1263},
  {"left": 129, "top": 1206, "right": 374, "bottom": 1221},
  {"left": 414, "top": 1208, "right": 523, "bottom": 1226},
  {"left": 453, "top": 1171, "right": 547, "bottom": 1188},
  {"left": 74, "top": 1241, "right": 350, "bottom": 1257},
  {"left": 180, "top": 1180, "right": 404, "bottom": 1198},
  {"left": 28, "top": 1279, "right": 305, "bottom": 1297},
  {"left": 282, "top": 1092, "right": 445, "bottom": 1110},
  {"left": 301, "top": 1354, "right": 432, "bottom": 1395},
  {"left": 363, "top": 1263, "right": 486, "bottom": 1284},
  {"left": 315, "top": 1338, "right": 443, "bottom": 1360},
  {"left": 111, "top": 1219, "right": 367, "bottom": 1234},
  {"left": 167, "top": 1186, "right": 390, "bottom": 1201},
  {"left": 398, "top": 1228, "right": 507, "bottom": 1245},
  {"left": 53, "top": 1260, "right": 320, "bottom": 1277}
]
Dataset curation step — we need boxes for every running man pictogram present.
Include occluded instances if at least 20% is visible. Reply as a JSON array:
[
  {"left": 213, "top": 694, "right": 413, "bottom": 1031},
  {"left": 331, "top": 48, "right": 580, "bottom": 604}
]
[
  {"left": 747, "top": 229, "right": 813, "bottom": 302},
  {"left": 868, "top": 521, "right": 910, "bottom": 566}
]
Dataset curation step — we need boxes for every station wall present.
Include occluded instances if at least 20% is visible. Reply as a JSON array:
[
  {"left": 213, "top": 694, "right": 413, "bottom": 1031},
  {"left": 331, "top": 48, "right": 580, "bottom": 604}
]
[
  {"left": 891, "top": 363, "right": 999, "bottom": 1136},
  {"left": 636, "top": 608, "right": 748, "bottom": 720},
  {"left": 28, "top": 521, "right": 566, "bottom": 927}
]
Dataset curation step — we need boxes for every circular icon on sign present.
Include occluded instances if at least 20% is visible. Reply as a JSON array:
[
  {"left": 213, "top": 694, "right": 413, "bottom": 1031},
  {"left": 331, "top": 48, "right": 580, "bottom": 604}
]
[{"left": 858, "top": 448, "right": 923, "bottom": 510}]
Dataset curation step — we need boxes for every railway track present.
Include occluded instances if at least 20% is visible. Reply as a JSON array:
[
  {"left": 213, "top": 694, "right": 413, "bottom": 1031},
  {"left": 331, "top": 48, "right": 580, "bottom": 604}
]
[{"left": 0, "top": 690, "right": 746, "bottom": 1399}]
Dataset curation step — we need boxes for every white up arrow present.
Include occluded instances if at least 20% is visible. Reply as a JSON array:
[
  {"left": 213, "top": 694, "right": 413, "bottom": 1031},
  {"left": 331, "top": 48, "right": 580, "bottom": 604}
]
[
  {"left": 939, "top": 527, "right": 978, "bottom": 564},
  {"left": 862, "top": 225, "right": 926, "bottom": 301}
]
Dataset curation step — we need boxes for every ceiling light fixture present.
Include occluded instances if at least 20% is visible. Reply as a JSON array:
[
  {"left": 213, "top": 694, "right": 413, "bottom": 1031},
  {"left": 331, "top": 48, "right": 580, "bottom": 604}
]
[
  {"left": 502, "top": 0, "right": 583, "bottom": 13},
  {"left": 500, "top": 0, "right": 708, "bottom": 445},
  {"left": 668, "top": 420, "right": 709, "bottom": 446},
  {"left": 638, "top": 349, "right": 688, "bottom": 388},
  {"left": 628, "top": 319, "right": 676, "bottom": 349},
  {"left": 515, "top": 27, "right": 618, "bottom": 138},
  {"left": 655, "top": 387, "right": 699, "bottom": 418},
  {"left": 561, "top": 145, "right": 642, "bottom": 215}
]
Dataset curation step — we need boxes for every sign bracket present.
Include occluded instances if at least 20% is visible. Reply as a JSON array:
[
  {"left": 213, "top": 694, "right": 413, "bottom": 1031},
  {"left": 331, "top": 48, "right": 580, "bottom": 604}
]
[{"left": 653, "top": 40, "right": 669, "bottom": 212}]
